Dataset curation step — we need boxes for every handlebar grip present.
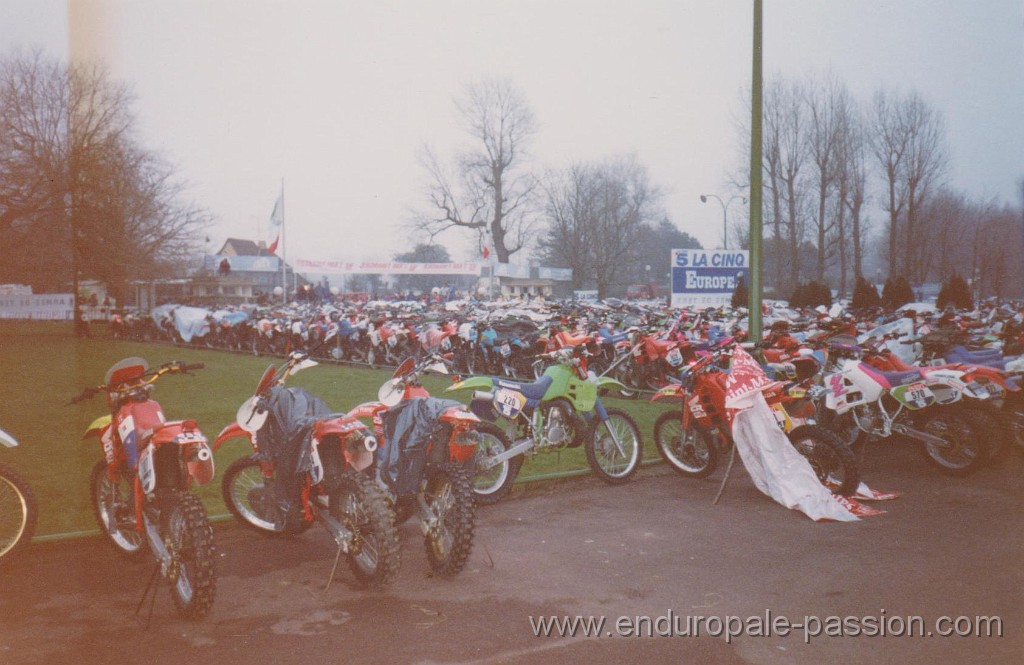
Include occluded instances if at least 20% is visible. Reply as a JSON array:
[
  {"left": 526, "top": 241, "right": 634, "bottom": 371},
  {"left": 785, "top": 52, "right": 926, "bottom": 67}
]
[{"left": 184, "top": 363, "right": 205, "bottom": 371}]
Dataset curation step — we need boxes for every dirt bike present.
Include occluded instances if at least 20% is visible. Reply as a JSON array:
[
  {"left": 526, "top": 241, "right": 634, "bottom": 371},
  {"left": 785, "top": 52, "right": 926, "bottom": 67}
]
[
  {"left": 857, "top": 338, "right": 1017, "bottom": 460},
  {"left": 214, "top": 352, "right": 400, "bottom": 589},
  {"left": 347, "top": 354, "right": 481, "bottom": 576},
  {"left": 71, "top": 358, "right": 216, "bottom": 620},
  {"left": 651, "top": 344, "right": 860, "bottom": 495},
  {"left": 822, "top": 356, "right": 986, "bottom": 475},
  {"left": 448, "top": 345, "right": 643, "bottom": 502},
  {"left": 0, "top": 427, "right": 38, "bottom": 567}
]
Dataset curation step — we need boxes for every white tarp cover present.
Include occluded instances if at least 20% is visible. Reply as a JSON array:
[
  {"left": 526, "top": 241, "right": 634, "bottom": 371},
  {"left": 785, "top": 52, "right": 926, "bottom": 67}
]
[
  {"left": 171, "top": 306, "right": 212, "bottom": 343},
  {"left": 725, "top": 344, "right": 874, "bottom": 522}
]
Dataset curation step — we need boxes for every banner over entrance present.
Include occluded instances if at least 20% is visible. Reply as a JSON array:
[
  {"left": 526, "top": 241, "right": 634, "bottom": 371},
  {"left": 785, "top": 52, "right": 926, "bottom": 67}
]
[
  {"left": 671, "top": 249, "right": 749, "bottom": 308},
  {"left": 295, "top": 259, "right": 482, "bottom": 275}
]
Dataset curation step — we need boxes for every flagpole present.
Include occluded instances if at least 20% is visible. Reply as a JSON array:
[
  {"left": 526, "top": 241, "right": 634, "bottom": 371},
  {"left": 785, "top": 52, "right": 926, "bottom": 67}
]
[{"left": 279, "top": 179, "right": 286, "bottom": 304}]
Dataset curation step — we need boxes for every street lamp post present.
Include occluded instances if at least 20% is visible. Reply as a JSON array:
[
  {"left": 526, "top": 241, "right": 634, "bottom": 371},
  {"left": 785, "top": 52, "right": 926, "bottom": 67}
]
[{"left": 700, "top": 194, "right": 747, "bottom": 250}]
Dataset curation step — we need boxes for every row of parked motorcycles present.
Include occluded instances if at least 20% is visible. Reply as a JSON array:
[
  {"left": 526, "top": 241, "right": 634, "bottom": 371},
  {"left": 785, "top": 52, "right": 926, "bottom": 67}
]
[
  {"left": 43, "top": 317, "right": 649, "bottom": 621},
  {"left": 11, "top": 301, "right": 1019, "bottom": 622}
]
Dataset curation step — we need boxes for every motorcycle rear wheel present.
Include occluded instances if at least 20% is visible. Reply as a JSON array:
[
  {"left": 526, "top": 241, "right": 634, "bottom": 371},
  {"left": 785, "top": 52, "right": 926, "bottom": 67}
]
[
  {"left": 89, "top": 459, "right": 145, "bottom": 558},
  {"left": 165, "top": 491, "right": 216, "bottom": 620},
  {"left": 0, "top": 463, "right": 37, "bottom": 566},
  {"left": 585, "top": 407, "right": 642, "bottom": 484},
  {"left": 786, "top": 425, "right": 859, "bottom": 496},
  {"left": 916, "top": 408, "right": 985, "bottom": 476},
  {"left": 468, "top": 423, "right": 522, "bottom": 505},
  {"left": 422, "top": 463, "right": 475, "bottom": 577},
  {"left": 332, "top": 472, "right": 401, "bottom": 588},
  {"left": 653, "top": 411, "right": 719, "bottom": 478}
]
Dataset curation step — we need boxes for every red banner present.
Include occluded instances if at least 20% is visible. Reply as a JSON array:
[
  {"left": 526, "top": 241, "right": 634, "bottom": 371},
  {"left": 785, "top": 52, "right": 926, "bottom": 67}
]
[{"left": 294, "top": 260, "right": 482, "bottom": 275}]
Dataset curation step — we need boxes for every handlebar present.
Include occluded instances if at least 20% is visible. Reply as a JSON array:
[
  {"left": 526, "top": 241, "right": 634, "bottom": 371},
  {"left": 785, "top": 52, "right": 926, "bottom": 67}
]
[{"left": 67, "top": 360, "right": 203, "bottom": 405}]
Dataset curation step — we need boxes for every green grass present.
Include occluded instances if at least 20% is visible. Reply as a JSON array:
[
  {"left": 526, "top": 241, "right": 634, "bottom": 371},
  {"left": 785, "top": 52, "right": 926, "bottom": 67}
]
[{"left": 0, "top": 321, "right": 669, "bottom": 538}]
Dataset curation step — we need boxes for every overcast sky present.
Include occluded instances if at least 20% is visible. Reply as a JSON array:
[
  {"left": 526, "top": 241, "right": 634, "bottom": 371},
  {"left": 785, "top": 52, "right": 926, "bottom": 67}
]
[{"left": 3, "top": 1, "right": 1022, "bottom": 266}]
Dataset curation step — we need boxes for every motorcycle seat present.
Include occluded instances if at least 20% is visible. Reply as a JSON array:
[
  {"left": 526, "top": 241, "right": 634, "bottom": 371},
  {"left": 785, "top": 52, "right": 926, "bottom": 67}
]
[
  {"left": 861, "top": 365, "right": 923, "bottom": 389},
  {"left": 494, "top": 375, "right": 554, "bottom": 401},
  {"left": 945, "top": 346, "right": 1005, "bottom": 369},
  {"left": 597, "top": 330, "right": 629, "bottom": 344}
]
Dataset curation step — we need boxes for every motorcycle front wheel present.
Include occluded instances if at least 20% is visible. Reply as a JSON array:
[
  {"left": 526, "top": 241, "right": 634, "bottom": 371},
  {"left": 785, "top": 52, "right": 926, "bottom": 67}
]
[
  {"left": 332, "top": 472, "right": 401, "bottom": 588},
  {"left": 786, "top": 425, "right": 859, "bottom": 496},
  {"left": 0, "top": 463, "right": 37, "bottom": 566},
  {"left": 653, "top": 411, "right": 719, "bottom": 478},
  {"left": 222, "top": 456, "right": 310, "bottom": 535},
  {"left": 165, "top": 491, "right": 216, "bottom": 620},
  {"left": 468, "top": 422, "right": 522, "bottom": 505},
  {"left": 585, "top": 407, "right": 642, "bottom": 484},
  {"left": 916, "top": 409, "right": 985, "bottom": 476},
  {"left": 89, "top": 459, "right": 145, "bottom": 558},
  {"left": 422, "top": 463, "right": 475, "bottom": 577}
]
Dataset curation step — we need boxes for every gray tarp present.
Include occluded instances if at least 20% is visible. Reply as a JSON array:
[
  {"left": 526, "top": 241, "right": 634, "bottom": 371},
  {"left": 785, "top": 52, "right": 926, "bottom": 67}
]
[{"left": 378, "top": 396, "right": 463, "bottom": 497}]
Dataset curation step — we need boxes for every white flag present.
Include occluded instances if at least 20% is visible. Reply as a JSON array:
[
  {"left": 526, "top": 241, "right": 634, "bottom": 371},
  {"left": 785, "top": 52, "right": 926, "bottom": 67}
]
[{"left": 270, "top": 194, "right": 283, "bottom": 226}]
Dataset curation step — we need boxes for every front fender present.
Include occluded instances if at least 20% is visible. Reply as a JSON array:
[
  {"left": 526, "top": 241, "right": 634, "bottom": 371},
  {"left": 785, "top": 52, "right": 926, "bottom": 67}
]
[
  {"left": 213, "top": 422, "right": 253, "bottom": 452},
  {"left": 446, "top": 376, "right": 496, "bottom": 393}
]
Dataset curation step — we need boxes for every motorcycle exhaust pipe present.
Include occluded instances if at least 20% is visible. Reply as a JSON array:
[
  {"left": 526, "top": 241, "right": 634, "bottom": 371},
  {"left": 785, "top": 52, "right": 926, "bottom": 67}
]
[{"left": 344, "top": 432, "right": 377, "bottom": 472}]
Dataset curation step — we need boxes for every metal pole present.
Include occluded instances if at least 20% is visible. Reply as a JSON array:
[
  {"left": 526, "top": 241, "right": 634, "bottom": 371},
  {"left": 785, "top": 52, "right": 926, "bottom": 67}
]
[
  {"left": 722, "top": 206, "right": 729, "bottom": 250},
  {"left": 748, "top": 0, "right": 764, "bottom": 343},
  {"left": 279, "top": 179, "right": 286, "bottom": 304}
]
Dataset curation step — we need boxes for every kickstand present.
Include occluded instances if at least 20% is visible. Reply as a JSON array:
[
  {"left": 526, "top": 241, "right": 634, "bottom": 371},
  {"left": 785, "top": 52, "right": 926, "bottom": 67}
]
[
  {"left": 713, "top": 444, "right": 737, "bottom": 505},
  {"left": 133, "top": 562, "right": 161, "bottom": 629},
  {"left": 324, "top": 543, "right": 345, "bottom": 592}
]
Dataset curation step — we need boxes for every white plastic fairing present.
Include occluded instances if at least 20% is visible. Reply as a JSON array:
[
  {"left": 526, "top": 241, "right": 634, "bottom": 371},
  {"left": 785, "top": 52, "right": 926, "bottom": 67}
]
[
  {"left": 377, "top": 378, "right": 404, "bottom": 407},
  {"left": 290, "top": 358, "right": 319, "bottom": 375},
  {"left": 0, "top": 427, "right": 17, "bottom": 448},
  {"left": 236, "top": 396, "right": 268, "bottom": 434}
]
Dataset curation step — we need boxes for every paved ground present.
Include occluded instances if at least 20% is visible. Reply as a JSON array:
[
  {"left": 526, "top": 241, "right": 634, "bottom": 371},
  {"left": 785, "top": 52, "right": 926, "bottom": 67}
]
[{"left": 1, "top": 443, "right": 1021, "bottom": 665}]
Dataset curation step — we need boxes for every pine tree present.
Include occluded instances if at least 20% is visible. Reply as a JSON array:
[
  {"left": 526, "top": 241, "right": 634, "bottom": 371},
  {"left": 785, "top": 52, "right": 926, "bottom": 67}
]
[
  {"left": 851, "top": 277, "right": 881, "bottom": 310},
  {"left": 937, "top": 273, "right": 973, "bottom": 310},
  {"left": 731, "top": 275, "right": 749, "bottom": 308}
]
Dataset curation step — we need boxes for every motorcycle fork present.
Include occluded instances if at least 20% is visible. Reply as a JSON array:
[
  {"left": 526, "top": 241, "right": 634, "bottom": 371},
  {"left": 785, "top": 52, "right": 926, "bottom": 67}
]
[{"left": 594, "top": 400, "right": 627, "bottom": 457}]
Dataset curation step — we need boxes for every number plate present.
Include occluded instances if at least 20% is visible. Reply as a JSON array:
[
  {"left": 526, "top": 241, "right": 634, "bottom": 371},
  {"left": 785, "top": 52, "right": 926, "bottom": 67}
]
[
  {"left": 499, "top": 343, "right": 512, "bottom": 358},
  {"left": 905, "top": 381, "right": 931, "bottom": 408},
  {"left": 666, "top": 347, "right": 683, "bottom": 367},
  {"left": 493, "top": 388, "right": 527, "bottom": 418}
]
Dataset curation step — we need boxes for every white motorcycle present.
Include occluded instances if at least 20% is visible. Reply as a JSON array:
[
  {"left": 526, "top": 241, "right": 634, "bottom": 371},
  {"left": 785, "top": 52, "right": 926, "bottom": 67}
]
[{"left": 822, "top": 358, "right": 987, "bottom": 475}]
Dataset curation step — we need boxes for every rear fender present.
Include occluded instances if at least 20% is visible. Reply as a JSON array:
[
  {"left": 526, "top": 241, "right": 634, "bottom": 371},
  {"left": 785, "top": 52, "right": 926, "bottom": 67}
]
[
  {"left": 593, "top": 375, "right": 628, "bottom": 393},
  {"left": 446, "top": 376, "right": 496, "bottom": 393},
  {"left": 651, "top": 384, "right": 684, "bottom": 402},
  {"left": 346, "top": 401, "right": 387, "bottom": 420}
]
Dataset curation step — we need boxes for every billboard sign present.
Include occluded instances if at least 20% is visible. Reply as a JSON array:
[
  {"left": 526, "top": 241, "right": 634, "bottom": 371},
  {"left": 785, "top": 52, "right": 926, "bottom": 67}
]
[{"left": 670, "top": 249, "right": 749, "bottom": 308}]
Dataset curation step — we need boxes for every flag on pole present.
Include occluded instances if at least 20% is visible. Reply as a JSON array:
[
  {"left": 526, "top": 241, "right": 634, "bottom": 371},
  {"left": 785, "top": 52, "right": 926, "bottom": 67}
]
[
  {"left": 267, "top": 234, "right": 280, "bottom": 254},
  {"left": 270, "top": 193, "right": 283, "bottom": 227}
]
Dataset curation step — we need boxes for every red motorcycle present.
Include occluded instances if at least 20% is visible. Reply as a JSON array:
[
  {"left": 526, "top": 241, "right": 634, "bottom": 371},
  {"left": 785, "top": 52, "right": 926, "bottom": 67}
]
[
  {"left": 348, "top": 353, "right": 489, "bottom": 575},
  {"left": 214, "top": 353, "right": 400, "bottom": 589},
  {"left": 651, "top": 344, "right": 859, "bottom": 495},
  {"left": 71, "top": 358, "right": 216, "bottom": 619}
]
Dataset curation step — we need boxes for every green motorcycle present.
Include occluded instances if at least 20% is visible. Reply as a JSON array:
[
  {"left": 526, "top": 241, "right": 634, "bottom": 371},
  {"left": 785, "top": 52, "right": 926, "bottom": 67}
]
[{"left": 446, "top": 347, "right": 642, "bottom": 504}]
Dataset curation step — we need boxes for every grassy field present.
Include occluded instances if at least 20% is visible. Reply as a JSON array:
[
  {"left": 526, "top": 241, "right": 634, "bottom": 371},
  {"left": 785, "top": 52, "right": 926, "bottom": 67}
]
[{"left": 0, "top": 321, "right": 668, "bottom": 538}]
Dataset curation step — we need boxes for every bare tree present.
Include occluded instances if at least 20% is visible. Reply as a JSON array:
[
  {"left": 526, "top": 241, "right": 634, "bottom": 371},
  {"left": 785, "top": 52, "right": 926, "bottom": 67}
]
[
  {"left": 0, "top": 50, "right": 207, "bottom": 323},
  {"left": 838, "top": 99, "right": 870, "bottom": 283},
  {"left": 868, "top": 89, "right": 909, "bottom": 277},
  {"left": 416, "top": 78, "right": 538, "bottom": 263},
  {"left": 539, "top": 156, "right": 662, "bottom": 297},
  {"left": 539, "top": 163, "right": 598, "bottom": 291},
  {"left": 805, "top": 72, "right": 848, "bottom": 282}
]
